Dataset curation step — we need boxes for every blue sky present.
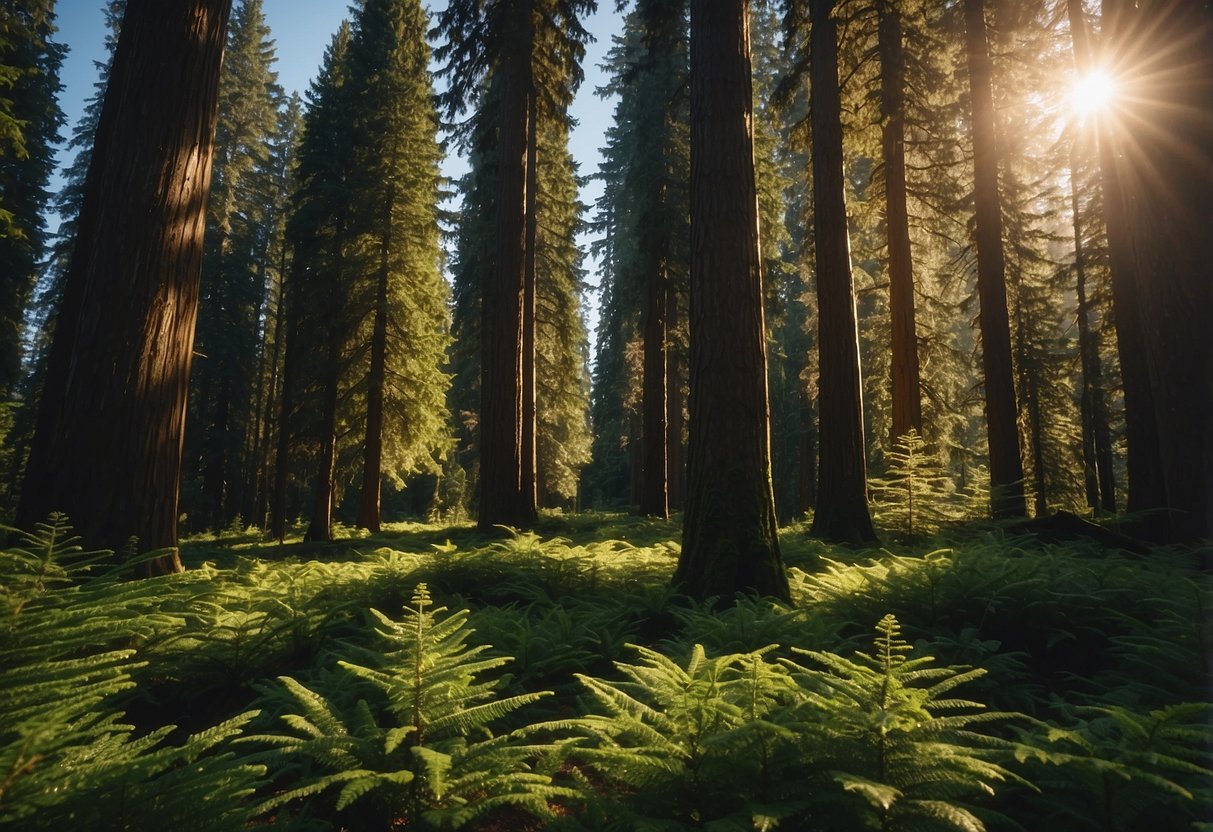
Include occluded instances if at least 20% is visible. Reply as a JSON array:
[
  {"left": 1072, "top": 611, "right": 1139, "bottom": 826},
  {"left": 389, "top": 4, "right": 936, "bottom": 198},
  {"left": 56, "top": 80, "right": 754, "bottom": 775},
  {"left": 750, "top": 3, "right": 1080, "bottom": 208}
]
[{"left": 49, "top": 0, "right": 622, "bottom": 336}]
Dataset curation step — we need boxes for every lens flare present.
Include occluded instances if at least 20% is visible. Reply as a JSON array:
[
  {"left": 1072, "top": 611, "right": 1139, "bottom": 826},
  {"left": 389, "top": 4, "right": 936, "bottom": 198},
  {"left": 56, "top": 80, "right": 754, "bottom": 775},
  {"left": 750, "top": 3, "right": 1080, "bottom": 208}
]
[{"left": 1070, "top": 70, "right": 1117, "bottom": 117}]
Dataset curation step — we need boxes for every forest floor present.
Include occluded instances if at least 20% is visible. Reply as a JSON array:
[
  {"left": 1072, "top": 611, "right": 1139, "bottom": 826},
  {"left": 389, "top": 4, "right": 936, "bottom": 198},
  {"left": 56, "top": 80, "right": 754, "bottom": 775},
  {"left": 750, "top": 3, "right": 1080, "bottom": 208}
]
[{"left": 4, "top": 512, "right": 1211, "bottom": 831}]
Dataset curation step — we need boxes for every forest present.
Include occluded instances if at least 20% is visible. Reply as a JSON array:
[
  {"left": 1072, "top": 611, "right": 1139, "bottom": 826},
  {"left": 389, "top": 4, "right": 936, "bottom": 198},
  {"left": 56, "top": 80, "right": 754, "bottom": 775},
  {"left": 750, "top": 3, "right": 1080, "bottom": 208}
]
[{"left": 0, "top": 0, "right": 1210, "bottom": 829}]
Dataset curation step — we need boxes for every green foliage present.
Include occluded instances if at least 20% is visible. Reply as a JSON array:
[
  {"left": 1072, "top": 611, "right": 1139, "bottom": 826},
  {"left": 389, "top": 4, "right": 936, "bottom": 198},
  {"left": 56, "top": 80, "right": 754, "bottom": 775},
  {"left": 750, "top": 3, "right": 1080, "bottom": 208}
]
[
  {"left": 871, "top": 430, "right": 981, "bottom": 539},
  {"left": 563, "top": 643, "right": 806, "bottom": 829},
  {"left": 0, "top": 516, "right": 267, "bottom": 831},
  {"left": 1, "top": 514, "right": 1209, "bottom": 830},
  {"left": 784, "top": 614, "right": 1024, "bottom": 831},
  {"left": 251, "top": 584, "right": 570, "bottom": 829},
  {"left": 1017, "top": 701, "right": 1213, "bottom": 831}
]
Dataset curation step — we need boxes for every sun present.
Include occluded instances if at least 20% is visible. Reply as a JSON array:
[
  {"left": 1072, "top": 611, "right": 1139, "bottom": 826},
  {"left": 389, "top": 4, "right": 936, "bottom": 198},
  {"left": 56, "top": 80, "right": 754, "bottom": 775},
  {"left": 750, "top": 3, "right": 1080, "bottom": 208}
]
[{"left": 1069, "top": 69, "right": 1118, "bottom": 118}]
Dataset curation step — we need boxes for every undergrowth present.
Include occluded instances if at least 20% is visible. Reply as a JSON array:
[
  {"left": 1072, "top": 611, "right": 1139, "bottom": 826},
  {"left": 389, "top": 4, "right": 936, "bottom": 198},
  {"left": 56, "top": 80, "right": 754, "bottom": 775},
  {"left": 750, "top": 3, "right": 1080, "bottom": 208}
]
[{"left": 1, "top": 513, "right": 1209, "bottom": 830}]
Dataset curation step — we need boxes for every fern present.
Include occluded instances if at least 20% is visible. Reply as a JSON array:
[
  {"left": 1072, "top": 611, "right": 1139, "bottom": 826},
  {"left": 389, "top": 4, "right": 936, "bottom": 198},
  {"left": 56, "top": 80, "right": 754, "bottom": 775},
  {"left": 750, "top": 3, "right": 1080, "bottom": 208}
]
[
  {"left": 564, "top": 643, "right": 807, "bottom": 829},
  {"left": 1016, "top": 700, "right": 1213, "bottom": 831},
  {"left": 250, "top": 583, "right": 571, "bottom": 829},
  {"left": 783, "top": 614, "right": 1026, "bottom": 831}
]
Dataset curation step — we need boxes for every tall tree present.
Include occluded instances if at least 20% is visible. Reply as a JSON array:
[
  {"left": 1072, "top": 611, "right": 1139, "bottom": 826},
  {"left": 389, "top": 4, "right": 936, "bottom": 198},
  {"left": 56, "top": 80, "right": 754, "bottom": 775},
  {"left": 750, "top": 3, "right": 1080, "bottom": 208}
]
[
  {"left": 346, "top": 0, "right": 450, "bottom": 532},
  {"left": 805, "top": 0, "right": 878, "bottom": 544},
  {"left": 1104, "top": 0, "right": 1213, "bottom": 541},
  {"left": 961, "top": 0, "right": 1026, "bottom": 518},
  {"left": 435, "top": 0, "right": 594, "bottom": 530},
  {"left": 0, "top": 1, "right": 64, "bottom": 403},
  {"left": 17, "top": 0, "right": 233, "bottom": 572},
  {"left": 1063, "top": 0, "right": 1115, "bottom": 515},
  {"left": 280, "top": 24, "right": 355, "bottom": 543},
  {"left": 876, "top": 0, "right": 923, "bottom": 443},
  {"left": 4, "top": 1, "right": 115, "bottom": 509},
  {"left": 187, "top": 0, "right": 280, "bottom": 530},
  {"left": 674, "top": 0, "right": 789, "bottom": 601}
]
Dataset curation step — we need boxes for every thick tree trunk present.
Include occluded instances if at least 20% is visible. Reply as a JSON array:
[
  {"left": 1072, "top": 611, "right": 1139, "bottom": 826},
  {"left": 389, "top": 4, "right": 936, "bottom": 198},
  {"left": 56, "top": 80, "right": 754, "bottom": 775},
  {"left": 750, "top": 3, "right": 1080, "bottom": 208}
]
[
  {"left": 1107, "top": 0, "right": 1213, "bottom": 541},
  {"left": 478, "top": 9, "right": 535, "bottom": 531},
  {"left": 1086, "top": 0, "right": 1167, "bottom": 526},
  {"left": 962, "top": 0, "right": 1027, "bottom": 519},
  {"left": 676, "top": 0, "right": 788, "bottom": 602},
  {"left": 17, "top": 0, "right": 233, "bottom": 574},
  {"left": 357, "top": 197, "right": 392, "bottom": 533},
  {"left": 877, "top": 0, "right": 922, "bottom": 444},
  {"left": 808, "top": 0, "right": 878, "bottom": 545}
]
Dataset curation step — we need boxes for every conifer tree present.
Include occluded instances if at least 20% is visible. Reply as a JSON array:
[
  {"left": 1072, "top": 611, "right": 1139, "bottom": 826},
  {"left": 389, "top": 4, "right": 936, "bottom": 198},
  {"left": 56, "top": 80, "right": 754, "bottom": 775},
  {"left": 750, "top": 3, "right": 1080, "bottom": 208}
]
[
  {"left": 876, "top": 0, "right": 923, "bottom": 443},
  {"left": 344, "top": 0, "right": 450, "bottom": 532},
  {"left": 960, "top": 0, "right": 1027, "bottom": 518},
  {"left": 247, "top": 92, "right": 302, "bottom": 529},
  {"left": 4, "top": 1, "right": 118, "bottom": 509},
  {"left": 675, "top": 0, "right": 789, "bottom": 602},
  {"left": 0, "top": 1, "right": 64, "bottom": 402},
  {"left": 805, "top": 0, "right": 878, "bottom": 544},
  {"left": 277, "top": 23, "right": 355, "bottom": 542},
  {"left": 584, "top": 7, "right": 691, "bottom": 513},
  {"left": 447, "top": 73, "right": 591, "bottom": 514},
  {"left": 434, "top": 0, "right": 595, "bottom": 530},
  {"left": 187, "top": 0, "right": 281, "bottom": 530},
  {"left": 18, "top": 0, "right": 234, "bottom": 573},
  {"left": 1102, "top": 0, "right": 1213, "bottom": 541}
]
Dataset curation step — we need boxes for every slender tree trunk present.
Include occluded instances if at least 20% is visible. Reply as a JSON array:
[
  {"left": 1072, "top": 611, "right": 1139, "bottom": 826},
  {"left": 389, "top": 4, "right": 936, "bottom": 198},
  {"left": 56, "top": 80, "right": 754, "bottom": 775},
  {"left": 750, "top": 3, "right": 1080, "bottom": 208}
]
[
  {"left": 799, "top": 402, "right": 817, "bottom": 513},
  {"left": 877, "top": 0, "right": 922, "bottom": 444},
  {"left": 17, "top": 0, "right": 233, "bottom": 574},
  {"left": 257, "top": 246, "right": 288, "bottom": 529},
  {"left": 271, "top": 264, "right": 300, "bottom": 542},
  {"left": 357, "top": 192, "right": 393, "bottom": 533},
  {"left": 676, "top": 0, "right": 788, "bottom": 602},
  {"left": 641, "top": 250, "right": 669, "bottom": 518},
  {"left": 808, "top": 0, "right": 878, "bottom": 544},
  {"left": 1068, "top": 143, "right": 1116, "bottom": 513},
  {"left": 205, "top": 375, "right": 231, "bottom": 527},
  {"left": 305, "top": 321, "right": 340, "bottom": 542},
  {"left": 1107, "top": 0, "right": 1213, "bottom": 541},
  {"left": 478, "top": 7, "right": 535, "bottom": 531},
  {"left": 522, "top": 92, "right": 539, "bottom": 513},
  {"left": 962, "top": 0, "right": 1027, "bottom": 519},
  {"left": 666, "top": 282, "right": 685, "bottom": 511}
]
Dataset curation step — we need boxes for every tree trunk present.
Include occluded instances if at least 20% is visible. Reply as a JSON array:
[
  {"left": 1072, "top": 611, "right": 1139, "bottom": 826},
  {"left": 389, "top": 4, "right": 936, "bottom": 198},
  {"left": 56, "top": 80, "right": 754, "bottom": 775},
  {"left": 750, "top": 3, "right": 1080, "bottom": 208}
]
[
  {"left": 675, "top": 0, "right": 788, "bottom": 602},
  {"left": 962, "top": 0, "right": 1027, "bottom": 519},
  {"left": 666, "top": 281, "right": 685, "bottom": 511},
  {"left": 357, "top": 191, "right": 392, "bottom": 533},
  {"left": 877, "top": 0, "right": 922, "bottom": 445},
  {"left": 641, "top": 248, "right": 669, "bottom": 518},
  {"left": 1107, "top": 0, "right": 1213, "bottom": 541},
  {"left": 17, "top": 0, "right": 233, "bottom": 574},
  {"left": 305, "top": 321, "right": 340, "bottom": 542},
  {"left": 1081, "top": 0, "right": 1166, "bottom": 528},
  {"left": 521, "top": 90, "right": 539, "bottom": 514},
  {"left": 478, "top": 7, "right": 535, "bottom": 531},
  {"left": 271, "top": 261, "right": 300, "bottom": 542},
  {"left": 808, "top": 0, "right": 878, "bottom": 545},
  {"left": 204, "top": 374, "right": 231, "bottom": 528},
  {"left": 1067, "top": 140, "right": 1116, "bottom": 513},
  {"left": 256, "top": 245, "right": 287, "bottom": 529}
]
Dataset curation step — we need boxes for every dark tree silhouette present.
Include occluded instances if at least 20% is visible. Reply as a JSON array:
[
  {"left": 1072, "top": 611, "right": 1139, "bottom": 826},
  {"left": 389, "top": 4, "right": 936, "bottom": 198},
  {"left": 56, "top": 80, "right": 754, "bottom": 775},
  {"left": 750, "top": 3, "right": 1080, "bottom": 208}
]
[{"left": 962, "top": 0, "right": 1027, "bottom": 518}]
